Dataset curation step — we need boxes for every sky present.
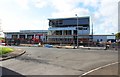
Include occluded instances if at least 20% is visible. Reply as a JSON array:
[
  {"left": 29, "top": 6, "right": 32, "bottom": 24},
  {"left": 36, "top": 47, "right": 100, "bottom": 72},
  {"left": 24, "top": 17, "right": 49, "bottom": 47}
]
[{"left": 0, "top": 0, "right": 119, "bottom": 35}]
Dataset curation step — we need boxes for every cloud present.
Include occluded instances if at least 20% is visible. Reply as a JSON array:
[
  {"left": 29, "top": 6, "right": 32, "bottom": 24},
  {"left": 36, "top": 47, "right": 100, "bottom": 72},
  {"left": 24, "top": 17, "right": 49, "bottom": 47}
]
[
  {"left": 32, "top": 0, "right": 48, "bottom": 8},
  {"left": 50, "top": 0, "right": 91, "bottom": 18},
  {"left": 99, "top": 0, "right": 118, "bottom": 17},
  {"left": 94, "top": 0, "right": 119, "bottom": 34},
  {"left": 15, "top": 0, "right": 29, "bottom": 9},
  {"left": 51, "top": 8, "right": 90, "bottom": 18},
  {"left": 80, "top": 0, "right": 100, "bottom": 8},
  {"left": 0, "top": 0, "right": 119, "bottom": 35},
  {"left": 119, "top": 1, "right": 120, "bottom": 32},
  {"left": 50, "top": 0, "right": 76, "bottom": 12}
]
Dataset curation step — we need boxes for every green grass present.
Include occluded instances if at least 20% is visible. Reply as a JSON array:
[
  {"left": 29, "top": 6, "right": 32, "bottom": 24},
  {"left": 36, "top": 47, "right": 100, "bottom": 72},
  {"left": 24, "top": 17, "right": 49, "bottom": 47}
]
[{"left": 0, "top": 46, "right": 14, "bottom": 55}]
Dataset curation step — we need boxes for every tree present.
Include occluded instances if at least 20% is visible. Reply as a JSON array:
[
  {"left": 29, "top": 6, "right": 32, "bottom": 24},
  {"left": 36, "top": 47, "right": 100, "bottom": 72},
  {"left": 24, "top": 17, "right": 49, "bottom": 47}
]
[{"left": 115, "top": 32, "right": 120, "bottom": 39}]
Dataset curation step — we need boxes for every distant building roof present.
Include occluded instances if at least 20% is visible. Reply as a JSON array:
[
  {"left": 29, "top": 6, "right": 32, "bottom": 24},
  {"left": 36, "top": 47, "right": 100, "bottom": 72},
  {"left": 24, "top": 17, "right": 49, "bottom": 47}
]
[
  {"left": 20, "top": 30, "right": 48, "bottom": 33},
  {"left": 48, "top": 16, "right": 90, "bottom": 20},
  {"left": 4, "top": 30, "right": 48, "bottom": 34}
]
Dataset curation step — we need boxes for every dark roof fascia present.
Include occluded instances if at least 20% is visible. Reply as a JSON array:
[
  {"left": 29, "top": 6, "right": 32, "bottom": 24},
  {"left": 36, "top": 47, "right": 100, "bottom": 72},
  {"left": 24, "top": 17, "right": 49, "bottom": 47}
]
[{"left": 48, "top": 16, "right": 90, "bottom": 20}]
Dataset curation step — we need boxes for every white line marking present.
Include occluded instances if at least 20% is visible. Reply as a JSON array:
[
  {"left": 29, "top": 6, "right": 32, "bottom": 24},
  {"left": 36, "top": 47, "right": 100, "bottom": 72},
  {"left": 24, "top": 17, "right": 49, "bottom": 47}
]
[{"left": 82, "top": 62, "right": 118, "bottom": 76}]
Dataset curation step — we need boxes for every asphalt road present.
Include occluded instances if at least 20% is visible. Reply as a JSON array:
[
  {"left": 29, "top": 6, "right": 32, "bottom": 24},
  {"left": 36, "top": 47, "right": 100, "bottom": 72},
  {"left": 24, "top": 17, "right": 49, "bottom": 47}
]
[{"left": 1, "top": 46, "right": 118, "bottom": 76}]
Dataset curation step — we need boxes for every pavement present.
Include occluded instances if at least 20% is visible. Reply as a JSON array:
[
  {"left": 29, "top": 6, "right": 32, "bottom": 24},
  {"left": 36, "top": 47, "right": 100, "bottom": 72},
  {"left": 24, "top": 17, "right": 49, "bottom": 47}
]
[
  {"left": 18, "top": 44, "right": 118, "bottom": 51},
  {"left": 0, "top": 47, "right": 26, "bottom": 61},
  {"left": 0, "top": 46, "right": 118, "bottom": 76}
]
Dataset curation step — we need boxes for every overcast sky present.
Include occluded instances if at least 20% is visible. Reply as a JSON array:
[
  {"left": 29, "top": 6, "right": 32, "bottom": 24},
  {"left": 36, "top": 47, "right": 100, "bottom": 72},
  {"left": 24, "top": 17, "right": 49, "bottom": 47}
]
[{"left": 0, "top": 0, "right": 119, "bottom": 34}]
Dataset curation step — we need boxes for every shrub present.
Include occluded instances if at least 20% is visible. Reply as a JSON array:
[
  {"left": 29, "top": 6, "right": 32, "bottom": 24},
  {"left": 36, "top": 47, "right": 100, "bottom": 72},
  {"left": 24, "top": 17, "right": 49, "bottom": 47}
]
[{"left": 0, "top": 47, "right": 14, "bottom": 55}]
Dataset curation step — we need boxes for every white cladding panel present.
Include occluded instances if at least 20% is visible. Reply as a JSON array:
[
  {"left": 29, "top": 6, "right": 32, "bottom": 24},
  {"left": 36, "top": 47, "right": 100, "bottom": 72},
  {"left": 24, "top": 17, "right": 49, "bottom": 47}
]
[{"left": 93, "top": 36, "right": 107, "bottom": 42}]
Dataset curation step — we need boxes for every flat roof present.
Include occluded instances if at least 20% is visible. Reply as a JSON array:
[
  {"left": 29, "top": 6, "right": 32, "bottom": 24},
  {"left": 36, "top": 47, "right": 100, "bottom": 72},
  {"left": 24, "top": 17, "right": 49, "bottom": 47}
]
[
  {"left": 20, "top": 30, "right": 48, "bottom": 33},
  {"left": 48, "top": 16, "right": 90, "bottom": 20},
  {"left": 89, "top": 34, "right": 115, "bottom": 36},
  {"left": 4, "top": 30, "right": 48, "bottom": 34}
]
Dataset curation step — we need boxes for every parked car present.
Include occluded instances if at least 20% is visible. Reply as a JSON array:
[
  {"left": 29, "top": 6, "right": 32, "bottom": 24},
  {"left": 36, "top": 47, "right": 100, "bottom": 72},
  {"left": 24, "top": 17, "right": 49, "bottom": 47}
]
[
  {"left": 6, "top": 40, "right": 15, "bottom": 46},
  {"left": 0, "top": 38, "right": 6, "bottom": 46},
  {"left": 0, "top": 42, "right": 6, "bottom": 46}
]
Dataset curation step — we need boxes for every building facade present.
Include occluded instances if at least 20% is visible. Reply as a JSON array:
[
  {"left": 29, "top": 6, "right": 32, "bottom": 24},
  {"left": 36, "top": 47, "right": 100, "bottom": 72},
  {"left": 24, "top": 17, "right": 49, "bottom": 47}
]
[
  {"left": 4, "top": 30, "right": 48, "bottom": 45},
  {"left": 92, "top": 35, "right": 116, "bottom": 42},
  {"left": 3, "top": 17, "right": 116, "bottom": 46},
  {"left": 47, "top": 17, "right": 90, "bottom": 45}
]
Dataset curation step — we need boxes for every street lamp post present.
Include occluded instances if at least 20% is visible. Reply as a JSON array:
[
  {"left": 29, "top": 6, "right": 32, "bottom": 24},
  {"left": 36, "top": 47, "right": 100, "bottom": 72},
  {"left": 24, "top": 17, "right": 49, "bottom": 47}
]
[
  {"left": 75, "top": 14, "right": 79, "bottom": 48},
  {"left": 91, "top": 23, "right": 93, "bottom": 46}
]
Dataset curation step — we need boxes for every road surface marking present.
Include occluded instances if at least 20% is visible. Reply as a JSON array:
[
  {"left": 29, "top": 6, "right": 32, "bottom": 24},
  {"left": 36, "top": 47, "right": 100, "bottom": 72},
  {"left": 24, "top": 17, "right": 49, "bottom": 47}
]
[{"left": 82, "top": 62, "right": 118, "bottom": 76}]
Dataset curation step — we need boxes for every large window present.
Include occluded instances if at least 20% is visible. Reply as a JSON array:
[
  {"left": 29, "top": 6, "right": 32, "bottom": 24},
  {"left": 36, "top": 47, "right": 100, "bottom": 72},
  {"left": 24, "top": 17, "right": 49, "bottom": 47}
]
[
  {"left": 49, "top": 20, "right": 63, "bottom": 27},
  {"left": 55, "top": 31, "right": 62, "bottom": 35}
]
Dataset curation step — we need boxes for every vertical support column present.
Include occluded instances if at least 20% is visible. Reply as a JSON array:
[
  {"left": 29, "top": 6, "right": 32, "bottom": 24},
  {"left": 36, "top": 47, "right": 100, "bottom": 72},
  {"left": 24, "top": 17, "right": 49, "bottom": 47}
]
[
  {"left": 34, "top": 34, "right": 36, "bottom": 38},
  {"left": 72, "top": 30, "right": 74, "bottom": 35},
  {"left": 25, "top": 34, "right": 27, "bottom": 39},
  {"left": 62, "top": 30, "right": 64, "bottom": 35},
  {"left": 17, "top": 34, "right": 20, "bottom": 38}
]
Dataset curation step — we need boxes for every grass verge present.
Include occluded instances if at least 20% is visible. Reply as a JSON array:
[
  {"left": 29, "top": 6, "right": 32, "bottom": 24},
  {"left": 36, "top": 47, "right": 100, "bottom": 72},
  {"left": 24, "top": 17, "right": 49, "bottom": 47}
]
[{"left": 0, "top": 46, "right": 14, "bottom": 55}]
